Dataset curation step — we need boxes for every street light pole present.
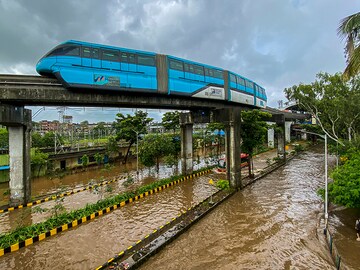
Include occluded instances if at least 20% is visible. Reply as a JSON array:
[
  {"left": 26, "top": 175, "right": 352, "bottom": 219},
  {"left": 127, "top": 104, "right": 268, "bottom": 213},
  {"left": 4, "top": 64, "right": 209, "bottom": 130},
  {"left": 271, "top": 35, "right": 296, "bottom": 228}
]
[
  {"left": 136, "top": 131, "right": 139, "bottom": 178},
  {"left": 132, "top": 129, "right": 139, "bottom": 179},
  {"left": 324, "top": 134, "right": 328, "bottom": 229}
]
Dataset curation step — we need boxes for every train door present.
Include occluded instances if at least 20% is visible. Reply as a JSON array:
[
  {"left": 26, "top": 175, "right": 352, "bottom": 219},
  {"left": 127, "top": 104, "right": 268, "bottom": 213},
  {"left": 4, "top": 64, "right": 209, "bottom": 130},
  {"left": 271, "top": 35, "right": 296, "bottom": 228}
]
[
  {"left": 81, "top": 47, "right": 92, "bottom": 68},
  {"left": 91, "top": 48, "right": 101, "bottom": 69},
  {"left": 128, "top": 53, "right": 137, "bottom": 72},
  {"left": 254, "top": 84, "right": 258, "bottom": 106},
  {"left": 120, "top": 52, "right": 129, "bottom": 71}
]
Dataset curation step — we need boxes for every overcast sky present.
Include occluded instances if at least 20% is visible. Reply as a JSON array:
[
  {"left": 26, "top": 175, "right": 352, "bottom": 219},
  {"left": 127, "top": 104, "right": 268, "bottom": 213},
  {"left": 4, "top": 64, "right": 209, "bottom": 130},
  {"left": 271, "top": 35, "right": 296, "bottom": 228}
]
[{"left": 0, "top": 0, "right": 358, "bottom": 123}]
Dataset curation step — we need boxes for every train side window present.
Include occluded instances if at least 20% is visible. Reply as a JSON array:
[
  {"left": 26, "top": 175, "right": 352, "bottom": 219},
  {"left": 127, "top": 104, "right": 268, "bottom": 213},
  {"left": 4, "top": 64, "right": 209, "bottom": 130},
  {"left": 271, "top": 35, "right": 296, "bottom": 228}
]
[
  {"left": 129, "top": 54, "right": 136, "bottom": 63},
  {"left": 92, "top": 48, "right": 99, "bottom": 59},
  {"left": 169, "top": 59, "right": 184, "bottom": 71},
  {"left": 213, "top": 70, "right": 223, "bottom": 79},
  {"left": 82, "top": 47, "right": 91, "bottom": 58},
  {"left": 184, "top": 63, "right": 189, "bottom": 72},
  {"left": 188, "top": 64, "right": 194, "bottom": 74},
  {"left": 121, "top": 52, "right": 128, "bottom": 63},
  {"left": 208, "top": 69, "right": 214, "bottom": 77},
  {"left": 237, "top": 77, "right": 245, "bottom": 86},
  {"left": 194, "top": 65, "right": 204, "bottom": 75},
  {"left": 137, "top": 54, "right": 155, "bottom": 66},
  {"left": 102, "top": 49, "right": 119, "bottom": 61},
  {"left": 230, "top": 74, "right": 236, "bottom": 83},
  {"left": 245, "top": 80, "right": 253, "bottom": 89}
]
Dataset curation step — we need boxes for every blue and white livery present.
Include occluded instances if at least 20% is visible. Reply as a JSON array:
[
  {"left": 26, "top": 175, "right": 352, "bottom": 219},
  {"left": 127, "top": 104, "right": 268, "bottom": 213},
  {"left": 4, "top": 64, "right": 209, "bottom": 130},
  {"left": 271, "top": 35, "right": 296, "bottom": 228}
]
[{"left": 36, "top": 40, "right": 267, "bottom": 108}]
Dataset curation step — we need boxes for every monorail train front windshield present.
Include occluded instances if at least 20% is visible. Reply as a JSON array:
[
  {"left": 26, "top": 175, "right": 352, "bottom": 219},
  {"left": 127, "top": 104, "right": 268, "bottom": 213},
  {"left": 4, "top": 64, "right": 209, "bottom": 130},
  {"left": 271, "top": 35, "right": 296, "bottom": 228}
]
[{"left": 44, "top": 45, "right": 80, "bottom": 58}]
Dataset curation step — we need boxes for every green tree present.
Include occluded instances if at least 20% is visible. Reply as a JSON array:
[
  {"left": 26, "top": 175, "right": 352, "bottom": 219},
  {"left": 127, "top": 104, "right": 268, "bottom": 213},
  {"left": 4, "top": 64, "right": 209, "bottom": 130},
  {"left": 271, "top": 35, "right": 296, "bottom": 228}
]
[
  {"left": 81, "top": 154, "right": 89, "bottom": 167},
  {"left": 94, "top": 153, "right": 104, "bottom": 165},
  {"left": 105, "top": 136, "right": 119, "bottom": 161},
  {"left": 284, "top": 72, "right": 360, "bottom": 145},
  {"left": 31, "top": 132, "right": 43, "bottom": 148},
  {"left": 327, "top": 149, "right": 360, "bottom": 207},
  {"left": 338, "top": 12, "right": 360, "bottom": 80},
  {"left": 114, "top": 110, "right": 153, "bottom": 164},
  {"left": 0, "top": 128, "right": 8, "bottom": 149},
  {"left": 162, "top": 111, "right": 180, "bottom": 133},
  {"left": 241, "top": 110, "right": 271, "bottom": 177},
  {"left": 41, "top": 131, "right": 64, "bottom": 148},
  {"left": 31, "top": 148, "right": 49, "bottom": 177},
  {"left": 139, "top": 134, "right": 176, "bottom": 172}
]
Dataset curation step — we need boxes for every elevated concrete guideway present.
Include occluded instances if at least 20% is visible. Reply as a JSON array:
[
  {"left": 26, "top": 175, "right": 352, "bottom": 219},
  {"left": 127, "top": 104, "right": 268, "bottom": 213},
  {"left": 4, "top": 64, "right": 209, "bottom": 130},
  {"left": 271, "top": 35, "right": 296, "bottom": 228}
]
[
  {"left": 0, "top": 74, "right": 309, "bottom": 205},
  {"left": 0, "top": 75, "right": 249, "bottom": 110}
]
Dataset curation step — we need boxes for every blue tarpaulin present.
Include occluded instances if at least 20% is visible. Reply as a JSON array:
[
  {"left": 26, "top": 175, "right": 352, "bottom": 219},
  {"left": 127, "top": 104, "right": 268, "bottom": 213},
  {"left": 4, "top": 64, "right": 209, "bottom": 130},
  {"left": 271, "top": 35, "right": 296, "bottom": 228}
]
[
  {"left": 0, "top": 166, "right": 9, "bottom": 171},
  {"left": 213, "top": 130, "right": 225, "bottom": 136}
]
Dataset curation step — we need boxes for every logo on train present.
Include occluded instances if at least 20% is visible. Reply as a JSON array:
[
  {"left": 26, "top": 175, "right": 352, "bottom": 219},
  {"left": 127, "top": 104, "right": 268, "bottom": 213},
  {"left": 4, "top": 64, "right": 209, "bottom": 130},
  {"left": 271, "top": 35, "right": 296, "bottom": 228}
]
[
  {"left": 94, "top": 75, "right": 108, "bottom": 85},
  {"left": 209, "top": 87, "right": 223, "bottom": 97}
]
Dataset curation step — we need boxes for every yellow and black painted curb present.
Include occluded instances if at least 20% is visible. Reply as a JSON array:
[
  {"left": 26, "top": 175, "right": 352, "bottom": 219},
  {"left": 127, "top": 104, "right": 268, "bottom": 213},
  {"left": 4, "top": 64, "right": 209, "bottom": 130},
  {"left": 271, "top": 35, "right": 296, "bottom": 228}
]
[
  {"left": 0, "top": 169, "right": 212, "bottom": 257},
  {"left": 0, "top": 176, "right": 128, "bottom": 214},
  {"left": 96, "top": 187, "right": 228, "bottom": 270},
  {"left": 95, "top": 197, "right": 208, "bottom": 270}
]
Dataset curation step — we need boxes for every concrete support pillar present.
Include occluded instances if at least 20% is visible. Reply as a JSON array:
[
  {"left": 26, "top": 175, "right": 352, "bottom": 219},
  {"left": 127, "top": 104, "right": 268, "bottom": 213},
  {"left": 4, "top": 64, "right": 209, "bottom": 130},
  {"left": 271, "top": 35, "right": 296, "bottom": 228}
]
[
  {"left": 180, "top": 113, "right": 193, "bottom": 175},
  {"left": 267, "top": 122, "right": 275, "bottom": 148},
  {"left": 277, "top": 128, "right": 286, "bottom": 159},
  {"left": 0, "top": 105, "right": 32, "bottom": 206},
  {"left": 274, "top": 114, "right": 286, "bottom": 160},
  {"left": 8, "top": 125, "right": 31, "bottom": 205},
  {"left": 285, "top": 121, "right": 292, "bottom": 143},
  {"left": 225, "top": 108, "right": 242, "bottom": 189}
]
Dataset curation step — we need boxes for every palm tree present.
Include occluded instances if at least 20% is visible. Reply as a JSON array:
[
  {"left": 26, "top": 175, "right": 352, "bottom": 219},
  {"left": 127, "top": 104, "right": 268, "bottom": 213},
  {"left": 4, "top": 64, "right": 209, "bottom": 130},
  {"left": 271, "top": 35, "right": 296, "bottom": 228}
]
[{"left": 338, "top": 12, "right": 360, "bottom": 80}]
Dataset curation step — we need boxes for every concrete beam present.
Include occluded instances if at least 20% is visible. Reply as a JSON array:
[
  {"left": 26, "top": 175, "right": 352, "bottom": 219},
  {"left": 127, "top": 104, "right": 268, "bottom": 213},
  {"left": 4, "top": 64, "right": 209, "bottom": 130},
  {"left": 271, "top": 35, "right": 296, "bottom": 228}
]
[
  {"left": 0, "top": 84, "right": 245, "bottom": 110},
  {"left": 0, "top": 104, "right": 31, "bottom": 126}
]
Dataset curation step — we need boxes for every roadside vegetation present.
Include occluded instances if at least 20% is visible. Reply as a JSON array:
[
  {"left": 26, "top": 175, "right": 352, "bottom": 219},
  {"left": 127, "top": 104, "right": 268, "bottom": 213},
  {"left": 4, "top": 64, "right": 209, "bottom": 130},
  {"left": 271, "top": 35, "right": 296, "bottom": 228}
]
[{"left": 326, "top": 141, "right": 360, "bottom": 208}]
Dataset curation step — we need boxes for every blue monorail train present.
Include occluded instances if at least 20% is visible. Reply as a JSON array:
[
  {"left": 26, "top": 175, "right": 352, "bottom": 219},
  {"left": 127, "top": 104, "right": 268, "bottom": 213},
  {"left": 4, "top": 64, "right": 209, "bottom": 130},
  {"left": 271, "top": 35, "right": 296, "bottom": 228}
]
[{"left": 36, "top": 40, "right": 267, "bottom": 108}]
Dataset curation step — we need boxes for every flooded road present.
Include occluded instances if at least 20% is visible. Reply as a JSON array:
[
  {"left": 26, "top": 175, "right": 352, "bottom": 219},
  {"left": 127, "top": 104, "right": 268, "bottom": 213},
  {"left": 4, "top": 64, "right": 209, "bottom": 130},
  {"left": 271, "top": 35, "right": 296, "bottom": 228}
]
[
  {"left": 1, "top": 145, "right": 359, "bottom": 269},
  {"left": 0, "top": 172, "right": 220, "bottom": 269},
  {"left": 140, "top": 147, "right": 340, "bottom": 269},
  {"left": 0, "top": 155, "right": 217, "bottom": 233}
]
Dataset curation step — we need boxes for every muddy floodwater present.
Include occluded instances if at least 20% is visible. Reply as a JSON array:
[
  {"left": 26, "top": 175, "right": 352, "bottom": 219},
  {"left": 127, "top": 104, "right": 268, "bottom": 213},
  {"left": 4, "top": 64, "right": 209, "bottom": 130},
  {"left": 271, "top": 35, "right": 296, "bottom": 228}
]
[
  {"left": 1, "top": 146, "right": 360, "bottom": 269},
  {"left": 141, "top": 147, "right": 360, "bottom": 269}
]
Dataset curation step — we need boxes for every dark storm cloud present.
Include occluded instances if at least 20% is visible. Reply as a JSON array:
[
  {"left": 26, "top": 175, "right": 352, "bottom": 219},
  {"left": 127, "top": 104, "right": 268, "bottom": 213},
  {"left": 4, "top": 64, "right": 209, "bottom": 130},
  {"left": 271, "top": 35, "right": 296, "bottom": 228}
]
[{"left": 0, "top": 0, "right": 359, "bottom": 111}]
